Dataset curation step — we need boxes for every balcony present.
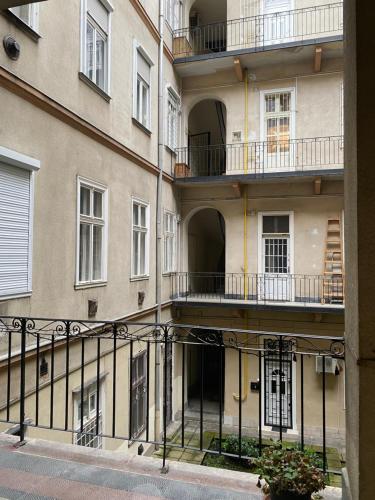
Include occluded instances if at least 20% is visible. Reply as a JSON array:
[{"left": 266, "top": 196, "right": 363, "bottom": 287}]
[
  {"left": 174, "top": 136, "right": 344, "bottom": 181},
  {"left": 173, "top": 2, "right": 343, "bottom": 61},
  {"left": 0, "top": 315, "right": 345, "bottom": 491},
  {"left": 171, "top": 272, "right": 345, "bottom": 312}
]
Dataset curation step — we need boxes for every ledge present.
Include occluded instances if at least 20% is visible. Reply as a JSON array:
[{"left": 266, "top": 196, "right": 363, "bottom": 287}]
[
  {"left": 132, "top": 117, "right": 152, "bottom": 136},
  {"left": 78, "top": 72, "right": 111, "bottom": 102},
  {"left": 2, "top": 10, "right": 41, "bottom": 42}
]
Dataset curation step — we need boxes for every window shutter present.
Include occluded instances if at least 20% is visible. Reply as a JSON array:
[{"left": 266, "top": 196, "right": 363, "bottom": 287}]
[
  {"left": 0, "top": 163, "right": 31, "bottom": 297},
  {"left": 137, "top": 51, "right": 150, "bottom": 85},
  {"left": 87, "top": 0, "right": 108, "bottom": 32}
]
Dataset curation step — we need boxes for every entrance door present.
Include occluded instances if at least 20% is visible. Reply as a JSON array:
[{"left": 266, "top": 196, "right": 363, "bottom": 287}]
[
  {"left": 264, "top": 340, "right": 293, "bottom": 429},
  {"left": 263, "top": 0, "right": 293, "bottom": 45},
  {"left": 259, "top": 214, "right": 293, "bottom": 301},
  {"left": 262, "top": 91, "right": 294, "bottom": 172}
]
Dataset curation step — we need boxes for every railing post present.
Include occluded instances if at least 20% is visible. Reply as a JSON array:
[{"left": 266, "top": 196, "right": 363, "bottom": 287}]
[
  {"left": 161, "top": 325, "right": 169, "bottom": 473},
  {"left": 19, "top": 318, "right": 27, "bottom": 443}
]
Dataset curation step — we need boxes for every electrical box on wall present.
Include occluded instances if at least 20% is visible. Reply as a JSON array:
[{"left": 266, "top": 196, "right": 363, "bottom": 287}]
[
  {"left": 315, "top": 356, "right": 338, "bottom": 374},
  {"left": 251, "top": 381, "right": 260, "bottom": 392}
]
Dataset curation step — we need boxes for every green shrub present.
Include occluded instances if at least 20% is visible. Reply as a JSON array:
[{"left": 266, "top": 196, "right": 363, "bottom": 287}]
[{"left": 222, "top": 435, "right": 259, "bottom": 458}]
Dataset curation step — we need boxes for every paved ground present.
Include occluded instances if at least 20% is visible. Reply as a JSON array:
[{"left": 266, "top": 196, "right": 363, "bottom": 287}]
[{"left": 0, "top": 434, "right": 342, "bottom": 499}]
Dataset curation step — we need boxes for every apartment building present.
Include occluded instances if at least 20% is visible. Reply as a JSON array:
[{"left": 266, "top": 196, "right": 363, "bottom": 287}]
[{"left": 0, "top": 0, "right": 345, "bottom": 468}]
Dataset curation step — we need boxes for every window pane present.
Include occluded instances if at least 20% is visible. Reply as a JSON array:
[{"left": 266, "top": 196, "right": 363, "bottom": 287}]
[
  {"left": 79, "top": 223, "right": 91, "bottom": 282},
  {"left": 136, "top": 78, "right": 142, "bottom": 122},
  {"left": 140, "top": 232, "right": 146, "bottom": 275},
  {"left": 86, "top": 22, "right": 95, "bottom": 81},
  {"left": 93, "top": 225, "right": 103, "bottom": 280},
  {"left": 140, "top": 206, "right": 146, "bottom": 227},
  {"left": 133, "top": 203, "right": 139, "bottom": 226},
  {"left": 280, "top": 93, "right": 290, "bottom": 112},
  {"left": 133, "top": 231, "right": 139, "bottom": 275},
  {"left": 263, "top": 215, "right": 289, "bottom": 234},
  {"left": 142, "top": 84, "right": 148, "bottom": 126},
  {"left": 265, "top": 94, "right": 276, "bottom": 113},
  {"left": 96, "top": 32, "right": 106, "bottom": 89},
  {"left": 93, "top": 191, "right": 103, "bottom": 218},
  {"left": 80, "top": 186, "right": 91, "bottom": 216}
]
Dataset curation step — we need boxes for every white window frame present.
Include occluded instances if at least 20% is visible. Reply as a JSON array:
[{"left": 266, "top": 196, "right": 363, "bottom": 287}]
[
  {"left": 80, "top": 0, "right": 113, "bottom": 93},
  {"left": 131, "top": 198, "right": 150, "bottom": 279},
  {"left": 0, "top": 147, "right": 40, "bottom": 300},
  {"left": 166, "top": 86, "right": 180, "bottom": 152},
  {"left": 74, "top": 381, "right": 104, "bottom": 449},
  {"left": 259, "top": 87, "right": 296, "bottom": 143},
  {"left": 76, "top": 177, "right": 108, "bottom": 287},
  {"left": 9, "top": 3, "right": 39, "bottom": 31},
  {"left": 130, "top": 350, "right": 148, "bottom": 439},
  {"left": 163, "top": 211, "right": 177, "bottom": 274},
  {"left": 133, "top": 40, "right": 153, "bottom": 131},
  {"left": 0, "top": 146, "right": 40, "bottom": 301},
  {"left": 165, "top": 0, "right": 183, "bottom": 30},
  {"left": 257, "top": 211, "right": 295, "bottom": 276}
]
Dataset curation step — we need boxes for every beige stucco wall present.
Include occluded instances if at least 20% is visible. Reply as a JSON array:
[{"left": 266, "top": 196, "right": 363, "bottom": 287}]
[
  {"left": 0, "top": 1, "right": 180, "bottom": 168},
  {"left": 179, "top": 181, "right": 344, "bottom": 278},
  {"left": 0, "top": 87, "right": 177, "bottom": 321},
  {"left": 181, "top": 64, "right": 343, "bottom": 148}
]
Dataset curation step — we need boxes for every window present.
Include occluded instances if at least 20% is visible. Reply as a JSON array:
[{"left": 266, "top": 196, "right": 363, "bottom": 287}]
[
  {"left": 0, "top": 148, "right": 40, "bottom": 299},
  {"left": 263, "top": 91, "right": 293, "bottom": 153},
  {"left": 9, "top": 3, "right": 39, "bottom": 31},
  {"left": 81, "top": 0, "right": 112, "bottom": 92},
  {"left": 133, "top": 44, "right": 152, "bottom": 130},
  {"left": 75, "top": 382, "right": 102, "bottom": 448},
  {"left": 132, "top": 199, "right": 149, "bottom": 278},
  {"left": 166, "top": 0, "right": 182, "bottom": 30},
  {"left": 167, "top": 88, "right": 180, "bottom": 151},
  {"left": 164, "top": 212, "right": 176, "bottom": 273},
  {"left": 77, "top": 179, "right": 107, "bottom": 285},
  {"left": 131, "top": 351, "right": 147, "bottom": 438}
]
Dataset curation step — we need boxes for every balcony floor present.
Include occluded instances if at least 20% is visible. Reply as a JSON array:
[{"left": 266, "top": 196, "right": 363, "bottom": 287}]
[{"left": 0, "top": 434, "right": 341, "bottom": 499}]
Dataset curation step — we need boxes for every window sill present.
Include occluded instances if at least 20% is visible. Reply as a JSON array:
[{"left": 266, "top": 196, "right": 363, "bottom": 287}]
[
  {"left": 162, "top": 272, "right": 176, "bottom": 277},
  {"left": 75, "top": 281, "right": 107, "bottom": 290},
  {"left": 130, "top": 276, "right": 150, "bottom": 282},
  {"left": 3, "top": 10, "right": 41, "bottom": 42},
  {"left": 0, "top": 292, "right": 31, "bottom": 302},
  {"left": 78, "top": 72, "right": 111, "bottom": 102},
  {"left": 165, "top": 145, "right": 177, "bottom": 156},
  {"left": 132, "top": 117, "right": 152, "bottom": 136}
]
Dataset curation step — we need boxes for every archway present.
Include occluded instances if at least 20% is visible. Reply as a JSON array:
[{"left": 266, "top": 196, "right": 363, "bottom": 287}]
[
  {"left": 189, "top": 0, "right": 227, "bottom": 54},
  {"left": 188, "top": 99, "right": 227, "bottom": 176},
  {"left": 187, "top": 207, "right": 225, "bottom": 295}
]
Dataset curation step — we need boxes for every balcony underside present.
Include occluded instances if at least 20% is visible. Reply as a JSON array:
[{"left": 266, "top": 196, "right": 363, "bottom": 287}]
[
  {"left": 172, "top": 296, "right": 344, "bottom": 314},
  {"left": 174, "top": 37, "right": 343, "bottom": 76},
  {"left": 174, "top": 167, "right": 343, "bottom": 187}
]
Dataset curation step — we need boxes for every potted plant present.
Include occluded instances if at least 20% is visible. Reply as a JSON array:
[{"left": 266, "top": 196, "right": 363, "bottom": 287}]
[{"left": 253, "top": 444, "right": 326, "bottom": 500}]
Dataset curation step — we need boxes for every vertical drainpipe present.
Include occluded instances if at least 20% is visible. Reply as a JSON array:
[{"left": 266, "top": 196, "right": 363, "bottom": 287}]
[
  {"left": 243, "top": 70, "right": 249, "bottom": 299},
  {"left": 155, "top": 0, "right": 165, "bottom": 448}
]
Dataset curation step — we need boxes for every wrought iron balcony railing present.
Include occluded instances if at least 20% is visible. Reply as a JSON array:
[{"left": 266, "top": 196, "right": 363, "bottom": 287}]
[
  {"left": 175, "top": 136, "right": 344, "bottom": 178},
  {"left": 171, "top": 272, "right": 345, "bottom": 306},
  {"left": 0, "top": 316, "right": 345, "bottom": 477},
  {"left": 173, "top": 2, "right": 343, "bottom": 58}
]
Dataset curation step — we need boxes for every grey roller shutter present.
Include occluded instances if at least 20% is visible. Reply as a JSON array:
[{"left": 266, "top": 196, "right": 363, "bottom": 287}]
[{"left": 0, "top": 163, "right": 32, "bottom": 297}]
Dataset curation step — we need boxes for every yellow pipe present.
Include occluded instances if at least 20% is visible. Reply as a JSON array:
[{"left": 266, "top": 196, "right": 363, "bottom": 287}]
[
  {"left": 243, "top": 70, "right": 249, "bottom": 299},
  {"left": 233, "top": 72, "right": 250, "bottom": 403}
]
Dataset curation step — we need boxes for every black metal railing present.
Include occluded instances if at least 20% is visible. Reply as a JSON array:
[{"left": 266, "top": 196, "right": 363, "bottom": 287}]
[
  {"left": 175, "top": 136, "right": 344, "bottom": 178},
  {"left": 171, "top": 272, "right": 345, "bottom": 306},
  {"left": 173, "top": 2, "right": 343, "bottom": 58},
  {"left": 0, "top": 316, "right": 344, "bottom": 477}
]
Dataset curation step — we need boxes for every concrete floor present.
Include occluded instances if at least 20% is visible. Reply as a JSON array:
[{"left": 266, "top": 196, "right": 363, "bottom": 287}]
[{"left": 0, "top": 433, "right": 342, "bottom": 499}]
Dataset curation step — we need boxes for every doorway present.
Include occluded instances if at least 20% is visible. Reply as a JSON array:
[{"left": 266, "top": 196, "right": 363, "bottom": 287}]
[
  {"left": 258, "top": 213, "right": 293, "bottom": 301},
  {"left": 263, "top": 0, "right": 293, "bottom": 45},
  {"left": 187, "top": 331, "right": 225, "bottom": 413}
]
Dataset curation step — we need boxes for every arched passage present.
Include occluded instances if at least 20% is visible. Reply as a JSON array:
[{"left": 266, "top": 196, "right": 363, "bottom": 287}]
[
  {"left": 189, "top": 0, "right": 227, "bottom": 53},
  {"left": 187, "top": 207, "right": 225, "bottom": 295},
  {"left": 188, "top": 99, "right": 227, "bottom": 176}
]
